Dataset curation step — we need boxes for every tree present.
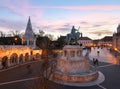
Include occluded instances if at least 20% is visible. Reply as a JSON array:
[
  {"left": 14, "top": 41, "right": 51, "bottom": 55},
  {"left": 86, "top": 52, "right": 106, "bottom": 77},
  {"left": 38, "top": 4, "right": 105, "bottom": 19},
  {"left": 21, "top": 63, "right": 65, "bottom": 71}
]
[
  {"left": 24, "top": 59, "right": 63, "bottom": 89},
  {"left": 45, "top": 34, "right": 54, "bottom": 41},
  {"left": 56, "top": 36, "right": 66, "bottom": 49},
  {"left": 0, "top": 31, "right": 5, "bottom": 37},
  {"left": 9, "top": 30, "right": 22, "bottom": 45},
  {"left": 10, "top": 30, "right": 21, "bottom": 36},
  {"left": 25, "top": 36, "right": 63, "bottom": 89},
  {"left": 39, "top": 30, "right": 45, "bottom": 37}
]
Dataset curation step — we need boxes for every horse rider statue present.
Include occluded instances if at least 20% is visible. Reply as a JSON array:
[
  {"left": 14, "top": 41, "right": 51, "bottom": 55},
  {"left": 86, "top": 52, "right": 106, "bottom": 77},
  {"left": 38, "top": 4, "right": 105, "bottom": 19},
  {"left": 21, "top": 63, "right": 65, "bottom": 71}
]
[{"left": 66, "top": 26, "right": 81, "bottom": 45}]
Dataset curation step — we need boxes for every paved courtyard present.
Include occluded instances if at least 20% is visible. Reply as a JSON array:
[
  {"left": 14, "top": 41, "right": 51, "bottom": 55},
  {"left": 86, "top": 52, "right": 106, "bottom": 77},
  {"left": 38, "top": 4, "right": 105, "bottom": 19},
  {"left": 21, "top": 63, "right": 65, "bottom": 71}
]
[{"left": 0, "top": 47, "right": 120, "bottom": 89}]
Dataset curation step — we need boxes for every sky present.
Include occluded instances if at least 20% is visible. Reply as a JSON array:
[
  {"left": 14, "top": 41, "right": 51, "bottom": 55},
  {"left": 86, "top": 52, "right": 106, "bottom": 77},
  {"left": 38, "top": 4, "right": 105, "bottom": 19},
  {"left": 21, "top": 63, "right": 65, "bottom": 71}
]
[{"left": 0, "top": 0, "right": 120, "bottom": 40}]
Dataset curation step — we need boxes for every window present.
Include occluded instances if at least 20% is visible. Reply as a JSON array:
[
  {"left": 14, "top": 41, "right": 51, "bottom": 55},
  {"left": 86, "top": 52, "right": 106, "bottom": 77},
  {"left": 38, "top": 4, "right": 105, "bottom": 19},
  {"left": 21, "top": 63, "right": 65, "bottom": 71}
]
[
  {"left": 71, "top": 51, "right": 75, "bottom": 57},
  {"left": 64, "top": 50, "right": 67, "bottom": 57}
]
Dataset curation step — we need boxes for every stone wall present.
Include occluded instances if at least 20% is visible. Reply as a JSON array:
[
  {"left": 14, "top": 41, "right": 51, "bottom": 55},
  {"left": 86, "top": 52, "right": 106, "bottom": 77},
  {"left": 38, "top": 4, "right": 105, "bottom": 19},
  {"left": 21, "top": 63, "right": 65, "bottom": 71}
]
[
  {"left": 53, "top": 70, "right": 98, "bottom": 83},
  {"left": 56, "top": 58, "right": 90, "bottom": 74},
  {"left": 0, "top": 45, "right": 42, "bottom": 68}
]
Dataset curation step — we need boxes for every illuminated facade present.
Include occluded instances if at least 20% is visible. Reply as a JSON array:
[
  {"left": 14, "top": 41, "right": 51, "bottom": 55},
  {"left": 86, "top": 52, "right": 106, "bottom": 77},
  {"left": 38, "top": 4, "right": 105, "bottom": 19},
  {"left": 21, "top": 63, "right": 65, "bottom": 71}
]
[
  {"left": 0, "top": 17, "right": 41, "bottom": 69},
  {"left": 77, "top": 37, "right": 93, "bottom": 47},
  {"left": 99, "top": 36, "right": 112, "bottom": 47},
  {"left": 0, "top": 45, "right": 42, "bottom": 68},
  {"left": 113, "top": 24, "right": 120, "bottom": 51}
]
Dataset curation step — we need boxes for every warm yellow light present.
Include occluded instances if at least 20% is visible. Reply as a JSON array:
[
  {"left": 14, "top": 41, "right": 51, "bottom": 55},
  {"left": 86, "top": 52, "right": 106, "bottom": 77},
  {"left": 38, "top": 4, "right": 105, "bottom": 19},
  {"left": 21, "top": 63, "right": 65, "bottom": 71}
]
[
  {"left": 114, "top": 48, "right": 118, "bottom": 51},
  {"left": 14, "top": 38, "right": 18, "bottom": 41},
  {"left": 109, "top": 44, "right": 112, "bottom": 46},
  {"left": 21, "top": 37, "right": 25, "bottom": 44}
]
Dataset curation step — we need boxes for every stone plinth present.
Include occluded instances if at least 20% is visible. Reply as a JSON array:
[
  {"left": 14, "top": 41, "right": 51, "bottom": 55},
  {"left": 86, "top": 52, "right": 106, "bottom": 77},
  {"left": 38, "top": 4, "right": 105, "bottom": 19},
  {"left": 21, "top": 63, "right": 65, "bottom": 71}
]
[
  {"left": 57, "top": 59, "right": 90, "bottom": 73},
  {"left": 54, "top": 68, "right": 98, "bottom": 83},
  {"left": 53, "top": 45, "right": 98, "bottom": 83}
]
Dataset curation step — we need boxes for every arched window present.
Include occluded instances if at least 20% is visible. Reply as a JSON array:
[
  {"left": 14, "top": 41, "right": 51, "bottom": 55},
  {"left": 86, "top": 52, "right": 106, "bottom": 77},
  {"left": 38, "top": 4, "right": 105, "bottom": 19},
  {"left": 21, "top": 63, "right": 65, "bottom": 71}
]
[
  {"left": 71, "top": 51, "right": 75, "bottom": 57},
  {"left": 77, "top": 50, "right": 80, "bottom": 56},
  {"left": 64, "top": 50, "right": 67, "bottom": 57}
]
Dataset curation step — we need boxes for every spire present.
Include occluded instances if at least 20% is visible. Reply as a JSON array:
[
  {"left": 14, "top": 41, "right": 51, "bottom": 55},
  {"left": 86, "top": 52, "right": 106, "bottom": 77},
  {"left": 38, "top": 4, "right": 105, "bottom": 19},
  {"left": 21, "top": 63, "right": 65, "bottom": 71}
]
[{"left": 24, "top": 16, "right": 34, "bottom": 40}]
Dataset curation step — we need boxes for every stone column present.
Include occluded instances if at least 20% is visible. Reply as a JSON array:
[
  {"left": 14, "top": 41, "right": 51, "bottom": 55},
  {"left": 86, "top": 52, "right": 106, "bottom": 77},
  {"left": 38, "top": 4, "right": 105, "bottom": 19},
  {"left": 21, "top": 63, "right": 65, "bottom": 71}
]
[
  {"left": 0, "top": 61, "right": 2, "bottom": 69},
  {"left": 17, "top": 58, "right": 19, "bottom": 64},
  {"left": 75, "top": 50, "right": 77, "bottom": 57},
  {"left": 23, "top": 57, "right": 25, "bottom": 63},
  {"left": 64, "top": 50, "right": 67, "bottom": 57},
  {"left": 7, "top": 59, "right": 11, "bottom": 67},
  {"left": 67, "top": 50, "right": 70, "bottom": 60},
  {"left": 27, "top": 40, "right": 29, "bottom": 46}
]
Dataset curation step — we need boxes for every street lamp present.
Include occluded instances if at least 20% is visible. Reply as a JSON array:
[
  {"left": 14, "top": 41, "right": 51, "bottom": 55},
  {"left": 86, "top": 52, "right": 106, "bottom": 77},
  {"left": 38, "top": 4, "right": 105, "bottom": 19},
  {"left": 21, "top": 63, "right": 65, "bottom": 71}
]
[
  {"left": 14, "top": 37, "right": 17, "bottom": 41},
  {"left": 14, "top": 37, "right": 18, "bottom": 45}
]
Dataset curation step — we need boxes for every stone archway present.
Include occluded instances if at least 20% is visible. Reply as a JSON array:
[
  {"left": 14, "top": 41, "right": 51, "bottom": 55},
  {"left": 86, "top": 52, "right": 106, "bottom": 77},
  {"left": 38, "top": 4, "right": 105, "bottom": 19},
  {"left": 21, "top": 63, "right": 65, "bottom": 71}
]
[
  {"left": 25, "top": 53, "right": 29, "bottom": 62},
  {"left": 19, "top": 54, "right": 24, "bottom": 63},
  {"left": 35, "top": 53, "right": 41, "bottom": 60},
  {"left": 10, "top": 53, "right": 18, "bottom": 65},
  {"left": 2, "top": 56, "right": 8, "bottom": 69}
]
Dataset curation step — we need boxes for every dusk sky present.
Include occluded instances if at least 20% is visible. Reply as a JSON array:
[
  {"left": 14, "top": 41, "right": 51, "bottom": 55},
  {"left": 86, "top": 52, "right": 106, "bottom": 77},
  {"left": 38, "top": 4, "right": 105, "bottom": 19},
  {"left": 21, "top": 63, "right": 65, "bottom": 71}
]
[{"left": 0, "top": 0, "right": 120, "bottom": 39}]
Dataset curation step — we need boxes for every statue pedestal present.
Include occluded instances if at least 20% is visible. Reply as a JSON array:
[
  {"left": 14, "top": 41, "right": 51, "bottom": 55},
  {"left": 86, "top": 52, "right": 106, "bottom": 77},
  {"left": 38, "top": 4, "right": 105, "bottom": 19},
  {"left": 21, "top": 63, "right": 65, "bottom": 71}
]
[{"left": 53, "top": 45, "right": 98, "bottom": 83}]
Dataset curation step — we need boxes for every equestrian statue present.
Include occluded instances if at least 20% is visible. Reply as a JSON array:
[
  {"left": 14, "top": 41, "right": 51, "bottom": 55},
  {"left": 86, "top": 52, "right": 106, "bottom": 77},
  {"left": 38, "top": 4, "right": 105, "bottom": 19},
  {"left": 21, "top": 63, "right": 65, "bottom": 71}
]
[{"left": 66, "top": 26, "right": 82, "bottom": 45}]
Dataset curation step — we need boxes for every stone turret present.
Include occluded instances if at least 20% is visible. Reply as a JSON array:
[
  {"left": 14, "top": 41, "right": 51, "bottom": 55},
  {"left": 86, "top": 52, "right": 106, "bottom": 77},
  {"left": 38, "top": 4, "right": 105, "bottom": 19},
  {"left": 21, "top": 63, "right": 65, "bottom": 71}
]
[{"left": 24, "top": 16, "right": 36, "bottom": 48}]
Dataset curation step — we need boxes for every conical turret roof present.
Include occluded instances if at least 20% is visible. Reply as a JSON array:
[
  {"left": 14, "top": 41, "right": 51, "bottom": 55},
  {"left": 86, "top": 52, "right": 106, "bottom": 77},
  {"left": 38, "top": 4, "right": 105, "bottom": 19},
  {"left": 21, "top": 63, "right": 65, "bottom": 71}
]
[{"left": 24, "top": 16, "right": 34, "bottom": 40}]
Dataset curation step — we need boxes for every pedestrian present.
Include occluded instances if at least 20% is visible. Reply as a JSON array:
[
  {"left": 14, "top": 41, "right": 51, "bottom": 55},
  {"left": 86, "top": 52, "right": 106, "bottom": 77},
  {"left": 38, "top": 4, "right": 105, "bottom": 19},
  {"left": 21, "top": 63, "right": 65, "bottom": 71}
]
[
  {"left": 97, "top": 50, "right": 100, "bottom": 54},
  {"left": 32, "top": 57, "right": 35, "bottom": 61},
  {"left": 27, "top": 65, "right": 32, "bottom": 74},
  {"left": 95, "top": 59, "right": 99, "bottom": 66},
  {"left": 2, "top": 61, "right": 5, "bottom": 69},
  {"left": 93, "top": 58, "right": 95, "bottom": 66}
]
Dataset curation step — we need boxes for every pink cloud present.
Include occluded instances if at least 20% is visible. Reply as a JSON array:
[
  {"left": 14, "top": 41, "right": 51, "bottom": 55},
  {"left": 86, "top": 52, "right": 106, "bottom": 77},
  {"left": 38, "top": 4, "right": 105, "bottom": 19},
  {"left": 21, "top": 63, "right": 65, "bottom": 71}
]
[
  {"left": 28, "top": 5, "right": 120, "bottom": 10},
  {"left": 54, "top": 5, "right": 120, "bottom": 10},
  {"left": 0, "top": 0, "right": 43, "bottom": 18},
  {"left": 0, "top": 0, "right": 120, "bottom": 39}
]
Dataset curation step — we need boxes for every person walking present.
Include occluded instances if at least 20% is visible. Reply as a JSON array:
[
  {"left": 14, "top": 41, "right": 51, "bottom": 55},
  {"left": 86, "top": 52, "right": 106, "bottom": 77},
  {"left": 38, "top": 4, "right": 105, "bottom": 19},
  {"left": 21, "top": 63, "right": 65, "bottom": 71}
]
[
  {"left": 95, "top": 58, "right": 99, "bottom": 66},
  {"left": 93, "top": 58, "right": 95, "bottom": 66},
  {"left": 27, "top": 65, "right": 32, "bottom": 74}
]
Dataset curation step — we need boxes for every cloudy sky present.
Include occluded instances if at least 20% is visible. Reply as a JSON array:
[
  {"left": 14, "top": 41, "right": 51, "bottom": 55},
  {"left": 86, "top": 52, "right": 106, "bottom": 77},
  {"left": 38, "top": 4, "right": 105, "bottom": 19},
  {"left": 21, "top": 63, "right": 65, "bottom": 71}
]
[{"left": 0, "top": 0, "right": 120, "bottom": 39}]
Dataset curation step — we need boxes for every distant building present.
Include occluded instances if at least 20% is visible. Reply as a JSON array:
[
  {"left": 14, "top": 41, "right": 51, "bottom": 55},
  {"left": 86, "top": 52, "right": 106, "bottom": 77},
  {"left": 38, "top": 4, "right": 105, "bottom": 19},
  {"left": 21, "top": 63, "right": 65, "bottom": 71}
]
[
  {"left": 113, "top": 24, "right": 120, "bottom": 51},
  {"left": 92, "top": 40, "right": 99, "bottom": 46},
  {"left": 77, "top": 36, "right": 93, "bottom": 47},
  {"left": 99, "top": 36, "right": 112, "bottom": 47}
]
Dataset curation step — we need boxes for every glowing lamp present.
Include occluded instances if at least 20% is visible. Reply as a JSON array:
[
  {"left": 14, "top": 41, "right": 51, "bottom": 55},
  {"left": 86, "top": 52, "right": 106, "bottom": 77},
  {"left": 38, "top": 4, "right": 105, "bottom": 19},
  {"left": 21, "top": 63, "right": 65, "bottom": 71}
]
[
  {"left": 14, "top": 37, "right": 18, "bottom": 41},
  {"left": 114, "top": 48, "right": 118, "bottom": 51}
]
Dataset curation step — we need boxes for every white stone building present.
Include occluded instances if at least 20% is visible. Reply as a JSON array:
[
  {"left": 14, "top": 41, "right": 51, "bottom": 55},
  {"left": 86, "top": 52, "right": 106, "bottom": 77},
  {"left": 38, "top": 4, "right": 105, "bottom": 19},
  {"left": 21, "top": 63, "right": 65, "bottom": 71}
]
[{"left": 77, "top": 37, "right": 93, "bottom": 47}]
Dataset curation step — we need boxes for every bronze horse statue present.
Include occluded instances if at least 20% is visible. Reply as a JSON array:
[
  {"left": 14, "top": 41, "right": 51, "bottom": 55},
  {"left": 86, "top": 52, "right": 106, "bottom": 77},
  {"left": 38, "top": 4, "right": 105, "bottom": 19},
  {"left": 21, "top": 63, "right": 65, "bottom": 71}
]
[{"left": 66, "top": 26, "right": 81, "bottom": 45}]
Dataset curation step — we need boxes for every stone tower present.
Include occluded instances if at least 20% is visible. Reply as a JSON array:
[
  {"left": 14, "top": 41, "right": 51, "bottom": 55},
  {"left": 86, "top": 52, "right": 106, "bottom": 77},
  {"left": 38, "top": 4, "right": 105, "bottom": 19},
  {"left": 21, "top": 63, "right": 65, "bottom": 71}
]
[{"left": 24, "top": 16, "right": 36, "bottom": 48}]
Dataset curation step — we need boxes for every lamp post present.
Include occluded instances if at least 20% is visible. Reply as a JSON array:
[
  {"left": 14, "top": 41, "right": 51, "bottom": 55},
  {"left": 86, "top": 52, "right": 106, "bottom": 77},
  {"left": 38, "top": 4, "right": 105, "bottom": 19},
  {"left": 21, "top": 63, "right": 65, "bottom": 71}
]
[{"left": 14, "top": 37, "right": 18, "bottom": 45}]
